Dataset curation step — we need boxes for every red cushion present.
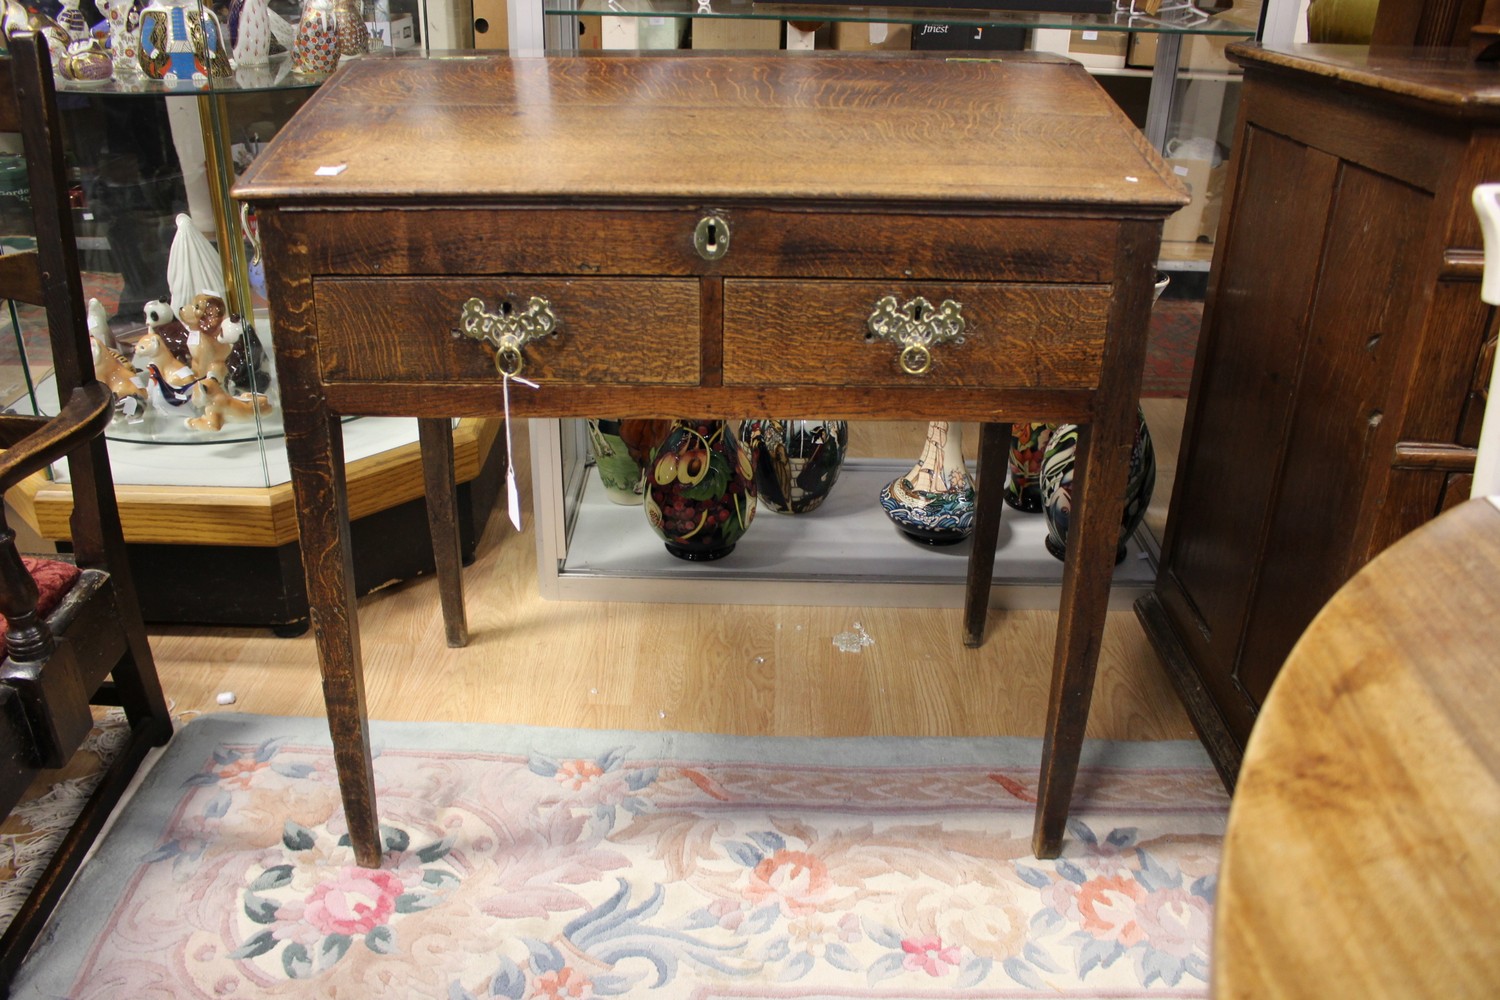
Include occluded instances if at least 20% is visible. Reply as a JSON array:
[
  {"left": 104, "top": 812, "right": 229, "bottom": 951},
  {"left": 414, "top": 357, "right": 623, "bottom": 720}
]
[{"left": 0, "top": 557, "right": 82, "bottom": 631}]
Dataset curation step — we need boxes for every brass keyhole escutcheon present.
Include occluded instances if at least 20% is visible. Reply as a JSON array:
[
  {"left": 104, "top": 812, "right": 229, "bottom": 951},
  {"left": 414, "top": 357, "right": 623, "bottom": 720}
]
[{"left": 694, "top": 215, "right": 730, "bottom": 261}]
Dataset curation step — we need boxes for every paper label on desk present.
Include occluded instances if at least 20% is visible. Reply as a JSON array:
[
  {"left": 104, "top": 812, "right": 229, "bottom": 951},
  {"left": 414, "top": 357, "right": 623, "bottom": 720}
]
[
  {"left": 1082, "top": 31, "right": 1099, "bottom": 40},
  {"left": 507, "top": 465, "right": 522, "bottom": 532}
]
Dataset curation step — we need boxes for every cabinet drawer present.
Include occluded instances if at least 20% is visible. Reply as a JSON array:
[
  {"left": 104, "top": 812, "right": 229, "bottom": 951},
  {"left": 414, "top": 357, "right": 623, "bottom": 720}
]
[
  {"left": 315, "top": 277, "right": 700, "bottom": 385},
  {"left": 722, "top": 280, "right": 1110, "bottom": 388}
]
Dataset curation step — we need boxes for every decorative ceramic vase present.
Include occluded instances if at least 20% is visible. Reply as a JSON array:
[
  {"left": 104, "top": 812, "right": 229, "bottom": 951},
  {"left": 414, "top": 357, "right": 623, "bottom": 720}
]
[
  {"left": 1040, "top": 407, "right": 1156, "bottom": 566},
  {"left": 879, "top": 420, "right": 976, "bottom": 545},
  {"left": 587, "top": 417, "right": 649, "bottom": 506},
  {"left": 644, "top": 419, "right": 756, "bottom": 561},
  {"left": 1004, "top": 421, "right": 1051, "bottom": 514},
  {"left": 738, "top": 419, "right": 848, "bottom": 514},
  {"left": 137, "top": 0, "right": 232, "bottom": 82},
  {"left": 292, "top": 0, "right": 341, "bottom": 76},
  {"left": 333, "top": 0, "right": 370, "bottom": 57}
]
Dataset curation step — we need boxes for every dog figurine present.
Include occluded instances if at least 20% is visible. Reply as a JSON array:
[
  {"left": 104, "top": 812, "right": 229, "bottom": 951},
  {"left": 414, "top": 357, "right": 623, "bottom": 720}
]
[
  {"left": 187, "top": 376, "right": 273, "bottom": 432},
  {"left": 178, "top": 293, "right": 241, "bottom": 383},
  {"left": 92, "top": 336, "right": 146, "bottom": 419}
]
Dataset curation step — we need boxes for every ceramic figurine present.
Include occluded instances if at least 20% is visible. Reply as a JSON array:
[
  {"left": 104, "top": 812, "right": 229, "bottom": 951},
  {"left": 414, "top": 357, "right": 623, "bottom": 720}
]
[
  {"left": 739, "top": 418, "right": 848, "bottom": 514},
  {"left": 92, "top": 336, "right": 146, "bottom": 419},
  {"left": 644, "top": 419, "right": 756, "bottom": 561},
  {"left": 166, "top": 214, "right": 223, "bottom": 312},
  {"left": 879, "top": 420, "right": 975, "bottom": 545},
  {"left": 1, "top": 2, "right": 71, "bottom": 63},
  {"left": 230, "top": 0, "right": 271, "bottom": 67},
  {"left": 292, "top": 0, "right": 341, "bottom": 76},
  {"left": 1004, "top": 422, "right": 1051, "bottom": 513},
  {"left": 1040, "top": 408, "right": 1156, "bottom": 565},
  {"left": 333, "top": 0, "right": 369, "bottom": 57},
  {"left": 137, "top": 0, "right": 232, "bottom": 83},
  {"left": 178, "top": 292, "right": 240, "bottom": 382},
  {"left": 57, "top": 38, "right": 113, "bottom": 84},
  {"left": 54, "top": 0, "right": 90, "bottom": 41},
  {"left": 86, "top": 298, "right": 114, "bottom": 349},
  {"left": 186, "top": 377, "right": 273, "bottom": 431},
  {"left": 145, "top": 295, "right": 267, "bottom": 393},
  {"left": 99, "top": 0, "right": 143, "bottom": 80},
  {"left": 587, "top": 417, "right": 649, "bottom": 506},
  {"left": 132, "top": 330, "right": 200, "bottom": 418}
]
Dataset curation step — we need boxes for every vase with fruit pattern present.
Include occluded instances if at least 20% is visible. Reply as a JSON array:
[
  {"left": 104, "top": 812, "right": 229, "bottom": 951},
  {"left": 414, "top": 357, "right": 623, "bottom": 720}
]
[{"left": 645, "top": 419, "right": 756, "bottom": 560}]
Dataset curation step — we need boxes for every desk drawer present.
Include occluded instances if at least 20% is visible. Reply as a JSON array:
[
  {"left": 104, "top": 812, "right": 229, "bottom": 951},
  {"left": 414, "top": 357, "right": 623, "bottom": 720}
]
[
  {"left": 315, "top": 277, "right": 700, "bottom": 385},
  {"left": 723, "top": 280, "right": 1111, "bottom": 389}
]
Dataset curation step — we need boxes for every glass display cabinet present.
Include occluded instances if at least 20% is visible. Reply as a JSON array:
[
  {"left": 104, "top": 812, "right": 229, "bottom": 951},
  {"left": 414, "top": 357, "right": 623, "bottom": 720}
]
[{"left": 1, "top": 2, "right": 502, "bottom": 631}]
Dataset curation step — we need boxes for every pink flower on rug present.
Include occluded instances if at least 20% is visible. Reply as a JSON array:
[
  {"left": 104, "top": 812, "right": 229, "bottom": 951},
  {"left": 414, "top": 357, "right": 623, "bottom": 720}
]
[
  {"left": 555, "top": 760, "right": 604, "bottom": 791},
  {"left": 1136, "top": 887, "right": 1212, "bottom": 958},
  {"left": 534, "top": 965, "right": 591, "bottom": 999},
  {"left": 901, "top": 935, "right": 961, "bottom": 977},
  {"left": 744, "top": 850, "right": 832, "bottom": 915},
  {"left": 214, "top": 758, "right": 270, "bottom": 790},
  {"left": 302, "top": 866, "right": 403, "bottom": 936},
  {"left": 1077, "top": 875, "right": 1147, "bottom": 946}
]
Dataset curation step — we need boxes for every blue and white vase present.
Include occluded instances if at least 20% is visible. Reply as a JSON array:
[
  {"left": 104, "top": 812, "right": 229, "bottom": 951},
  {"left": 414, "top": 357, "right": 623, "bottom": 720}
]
[
  {"left": 880, "top": 420, "right": 975, "bottom": 545},
  {"left": 1040, "top": 408, "right": 1156, "bottom": 565},
  {"left": 739, "top": 419, "right": 848, "bottom": 515}
]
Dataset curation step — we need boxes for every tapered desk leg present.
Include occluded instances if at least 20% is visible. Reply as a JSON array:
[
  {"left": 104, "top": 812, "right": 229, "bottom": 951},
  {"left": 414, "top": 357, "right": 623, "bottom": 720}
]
[
  {"left": 1032, "top": 419, "right": 1134, "bottom": 858},
  {"left": 964, "top": 422, "right": 1010, "bottom": 647},
  {"left": 283, "top": 407, "right": 381, "bottom": 868},
  {"left": 419, "top": 418, "right": 468, "bottom": 647}
]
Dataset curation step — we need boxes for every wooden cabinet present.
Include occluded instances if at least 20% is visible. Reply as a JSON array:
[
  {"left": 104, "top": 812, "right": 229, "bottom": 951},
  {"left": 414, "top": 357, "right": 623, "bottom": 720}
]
[{"left": 1137, "top": 42, "right": 1500, "bottom": 784}]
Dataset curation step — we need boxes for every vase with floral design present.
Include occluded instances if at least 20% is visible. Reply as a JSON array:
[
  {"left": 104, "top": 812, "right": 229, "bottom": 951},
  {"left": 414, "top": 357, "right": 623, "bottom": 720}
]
[
  {"left": 1040, "top": 408, "right": 1156, "bottom": 565},
  {"left": 644, "top": 419, "right": 756, "bottom": 561},
  {"left": 738, "top": 419, "right": 848, "bottom": 515},
  {"left": 1004, "top": 422, "right": 1051, "bottom": 514},
  {"left": 585, "top": 417, "right": 670, "bottom": 506},
  {"left": 879, "top": 420, "right": 975, "bottom": 545}
]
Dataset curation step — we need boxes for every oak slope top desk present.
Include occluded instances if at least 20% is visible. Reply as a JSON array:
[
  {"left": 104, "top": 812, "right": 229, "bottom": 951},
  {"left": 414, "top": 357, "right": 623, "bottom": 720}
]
[{"left": 233, "top": 52, "right": 1186, "bottom": 868}]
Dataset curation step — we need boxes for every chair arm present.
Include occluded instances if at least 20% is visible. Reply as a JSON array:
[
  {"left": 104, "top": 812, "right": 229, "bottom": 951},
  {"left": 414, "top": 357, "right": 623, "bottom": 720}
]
[{"left": 0, "top": 383, "right": 112, "bottom": 493}]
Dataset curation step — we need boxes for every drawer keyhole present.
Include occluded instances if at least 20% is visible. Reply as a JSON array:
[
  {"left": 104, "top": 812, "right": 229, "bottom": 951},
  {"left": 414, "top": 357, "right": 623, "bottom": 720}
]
[{"left": 694, "top": 215, "right": 730, "bottom": 261}]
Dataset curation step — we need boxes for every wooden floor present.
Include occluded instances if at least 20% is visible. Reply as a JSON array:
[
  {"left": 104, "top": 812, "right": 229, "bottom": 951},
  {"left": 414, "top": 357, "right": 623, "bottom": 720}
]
[{"left": 146, "top": 406, "right": 1195, "bottom": 743}]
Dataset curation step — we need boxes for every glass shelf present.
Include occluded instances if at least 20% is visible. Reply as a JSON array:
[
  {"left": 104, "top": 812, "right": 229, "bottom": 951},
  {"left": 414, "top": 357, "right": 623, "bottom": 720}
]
[{"left": 544, "top": 0, "right": 1259, "bottom": 35}]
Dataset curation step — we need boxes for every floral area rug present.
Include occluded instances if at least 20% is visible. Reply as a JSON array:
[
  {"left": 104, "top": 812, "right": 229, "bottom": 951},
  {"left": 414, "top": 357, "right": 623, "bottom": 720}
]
[{"left": 14, "top": 714, "right": 1228, "bottom": 999}]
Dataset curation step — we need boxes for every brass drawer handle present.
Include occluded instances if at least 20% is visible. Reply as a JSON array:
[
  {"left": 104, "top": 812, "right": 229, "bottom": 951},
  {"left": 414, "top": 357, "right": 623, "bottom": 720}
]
[
  {"left": 458, "top": 296, "right": 558, "bottom": 377},
  {"left": 866, "top": 295, "right": 966, "bottom": 375}
]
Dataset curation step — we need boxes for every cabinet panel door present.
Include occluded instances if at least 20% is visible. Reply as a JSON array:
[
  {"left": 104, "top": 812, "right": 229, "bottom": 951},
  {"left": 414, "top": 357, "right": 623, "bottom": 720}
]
[
  {"left": 1235, "top": 162, "right": 1432, "bottom": 705},
  {"left": 1156, "top": 125, "right": 1337, "bottom": 738}
]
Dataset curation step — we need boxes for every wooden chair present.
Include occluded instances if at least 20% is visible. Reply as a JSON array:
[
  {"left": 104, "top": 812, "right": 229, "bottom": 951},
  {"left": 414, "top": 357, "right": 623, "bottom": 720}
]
[{"left": 0, "top": 25, "right": 172, "bottom": 988}]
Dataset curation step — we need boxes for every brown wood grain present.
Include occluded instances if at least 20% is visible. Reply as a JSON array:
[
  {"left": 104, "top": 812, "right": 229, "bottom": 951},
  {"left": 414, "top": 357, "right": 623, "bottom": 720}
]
[
  {"left": 1145, "top": 44, "right": 1500, "bottom": 780},
  {"left": 316, "top": 277, "right": 700, "bottom": 385},
  {"left": 1214, "top": 496, "right": 1500, "bottom": 999},
  {"left": 282, "top": 208, "right": 1120, "bottom": 284},
  {"left": 723, "top": 281, "right": 1110, "bottom": 390},
  {"left": 236, "top": 57, "right": 1184, "bottom": 213}
]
